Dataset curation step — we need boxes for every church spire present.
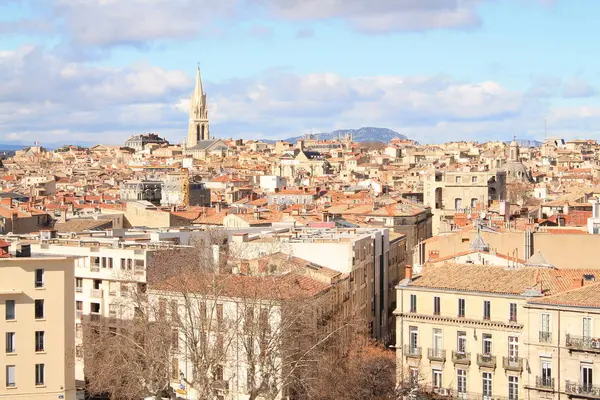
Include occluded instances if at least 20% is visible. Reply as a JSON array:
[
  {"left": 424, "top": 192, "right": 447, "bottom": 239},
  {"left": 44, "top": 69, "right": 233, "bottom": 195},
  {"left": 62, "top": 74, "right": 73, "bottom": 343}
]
[
  {"left": 187, "top": 65, "right": 210, "bottom": 146},
  {"left": 193, "top": 65, "right": 204, "bottom": 107}
]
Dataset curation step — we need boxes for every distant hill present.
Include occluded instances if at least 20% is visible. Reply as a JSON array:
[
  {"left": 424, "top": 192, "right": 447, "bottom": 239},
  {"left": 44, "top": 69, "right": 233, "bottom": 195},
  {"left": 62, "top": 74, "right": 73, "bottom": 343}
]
[
  {"left": 281, "top": 127, "right": 408, "bottom": 143},
  {"left": 0, "top": 144, "right": 27, "bottom": 152}
]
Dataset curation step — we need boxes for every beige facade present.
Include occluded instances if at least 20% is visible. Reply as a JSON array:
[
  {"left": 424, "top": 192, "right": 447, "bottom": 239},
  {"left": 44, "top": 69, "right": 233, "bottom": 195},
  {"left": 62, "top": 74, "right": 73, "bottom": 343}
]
[
  {"left": 396, "top": 263, "right": 600, "bottom": 400},
  {"left": 526, "top": 283, "right": 600, "bottom": 400},
  {"left": 423, "top": 169, "right": 507, "bottom": 234},
  {"left": 396, "top": 279, "right": 527, "bottom": 399},
  {"left": 0, "top": 257, "right": 76, "bottom": 399}
]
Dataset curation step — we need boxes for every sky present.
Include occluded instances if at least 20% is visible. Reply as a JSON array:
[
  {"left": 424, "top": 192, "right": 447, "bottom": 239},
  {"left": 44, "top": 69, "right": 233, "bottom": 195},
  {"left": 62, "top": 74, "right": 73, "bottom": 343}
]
[{"left": 1, "top": 0, "right": 600, "bottom": 145}]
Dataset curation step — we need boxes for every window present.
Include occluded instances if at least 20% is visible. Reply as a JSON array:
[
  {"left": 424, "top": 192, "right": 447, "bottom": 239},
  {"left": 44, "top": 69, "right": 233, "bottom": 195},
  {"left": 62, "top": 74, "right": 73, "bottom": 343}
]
[
  {"left": 471, "top": 198, "right": 478, "bottom": 208},
  {"left": 170, "top": 300, "right": 179, "bottom": 323},
  {"left": 455, "top": 198, "right": 463, "bottom": 210},
  {"left": 171, "top": 358, "right": 179, "bottom": 381},
  {"left": 433, "top": 296, "right": 441, "bottom": 315},
  {"left": 90, "top": 303, "right": 100, "bottom": 314},
  {"left": 6, "top": 332, "right": 15, "bottom": 353},
  {"left": 171, "top": 329, "right": 179, "bottom": 351},
  {"left": 75, "top": 278, "right": 83, "bottom": 293},
  {"left": 508, "top": 336, "right": 519, "bottom": 360},
  {"left": 217, "top": 304, "right": 224, "bottom": 326},
  {"left": 457, "top": 331, "right": 467, "bottom": 353},
  {"left": 483, "top": 300, "right": 491, "bottom": 320},
  {"left": 540, "top": 313, "right": 551, "bottom": 342},
  {"left": 482, "top": 334, "right": 492, "bottom": 355},
  {"left": 583, "top": 317, "right": 593, "bottom": 339},
  {"left": 6, "top": 365, "right": 15, "bottom": 387},
  {"left": 409, "top": 367, "right": 419, "bottom": 386},
  {"left": 410, "top": 294, "right": 417, "bottom": 313},
  {"left": 35, "top": 331, "right": 44, "bottom": 352},
  {"left": 215, "top": 364, "right": 224, "bottom": 381},
  {"left": 433, "top": 328, "right": 442, "bottom": 352},
  {"left": 5, "top": 300, "right": 15, "bottom": 320},
  {"left": 458, "top": 298, "right": 465, "bottom": 318},
  {"left": 34, "top": 299, "right": 44, "bottom": 319},
  {"left": 456, "top": 176, "right": 462, "bottom": 184},
  {"left": 508, "top": 376, "right": 518, "bottom": 400},
  {"left": 409, "top": 326, "right": 418, "bottom": 352},
  {"left": 35, "top": 269, "right": 44, "bottom": 288},
  {"left": 582, "top": 363, "right": 593, "bottom": 390},
  {"left": 35, "top": 364, "right": 44, "bottom": 386},
  {"left": 541, "top": 358, "right": 552, "bottom": 387},
  {"left": 457, "top": 369, "right": 467, "bottom": 396},
  {"left": 482, "top": 372, "right": 492, "bottom": 399},
  {"left": 472, "top": 176, "right": 478, "bottom": 183},
  {"left": 93, "top": 279, "right": 101, "bottom": 290},
  {"left": 432, "top": 369, "right": 442, "bottom": 389},
  {"left": 509, "top": 303, "right": 517, "bottom": 322}
]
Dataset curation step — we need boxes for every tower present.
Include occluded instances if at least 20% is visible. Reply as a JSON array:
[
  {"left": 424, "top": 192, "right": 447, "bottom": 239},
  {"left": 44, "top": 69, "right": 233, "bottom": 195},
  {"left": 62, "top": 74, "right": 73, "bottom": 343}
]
[
  {"left": 509, "top": 135, "right": 520, "bottom": 162},
  {"left": 187, "top": 66, "right": 210, "bottom": 146}
]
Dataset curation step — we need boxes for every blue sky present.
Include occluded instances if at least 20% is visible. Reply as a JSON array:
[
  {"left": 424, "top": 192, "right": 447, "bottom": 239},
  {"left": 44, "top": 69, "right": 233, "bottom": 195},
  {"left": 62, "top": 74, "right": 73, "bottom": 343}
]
[{"left": 1, "top": 0, "right": 600, "bottom": 145}]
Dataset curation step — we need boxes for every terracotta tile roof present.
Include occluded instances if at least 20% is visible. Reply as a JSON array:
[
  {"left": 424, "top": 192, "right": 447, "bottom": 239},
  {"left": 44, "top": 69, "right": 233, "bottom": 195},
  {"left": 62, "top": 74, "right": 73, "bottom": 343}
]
[
  {"left": 529, "top": 281, "right": 600, "bottom": 308},
  {"left": 152, "top": 270, "right": 332, "bottom": 300},
  {"left": 410, "top": 264, "right": 600, "bottom": 298}
]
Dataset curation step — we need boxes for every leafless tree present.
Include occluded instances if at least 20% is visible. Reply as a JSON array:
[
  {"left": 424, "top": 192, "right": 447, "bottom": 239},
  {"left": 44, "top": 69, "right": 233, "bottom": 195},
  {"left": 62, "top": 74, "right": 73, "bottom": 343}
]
[{"left": 83, "top": 229, "right": 365, "bottom": 400}]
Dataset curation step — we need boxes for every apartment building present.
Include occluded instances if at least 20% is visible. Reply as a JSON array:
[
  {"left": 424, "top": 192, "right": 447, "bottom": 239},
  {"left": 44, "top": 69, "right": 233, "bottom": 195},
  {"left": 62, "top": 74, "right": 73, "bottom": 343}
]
[
  {"left": 21, "top": 232, "right": 184, "bottom": 383},
  {"left": 526, "top": 277, "right": 600, "bottom": 400},
  {"left": 150, "top": 253, "right": 348, "bottom": 400},
  {"left": 0, "top": 256, "right": 76, "bottom": 400},
  {"left": 395, "top": 263, "right": 600, "bottom": 400},
  {"left": 228, "top": 226, "right": 407, "bottom": 344}
]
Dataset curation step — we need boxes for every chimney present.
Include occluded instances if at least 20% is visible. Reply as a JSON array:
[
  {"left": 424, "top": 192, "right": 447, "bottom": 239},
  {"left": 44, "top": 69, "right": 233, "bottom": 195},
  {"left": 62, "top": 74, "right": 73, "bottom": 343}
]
[
  {"left": 253, "top": 209, "right": 261, "bottom": 220},
  {"left": 572, "top": 278, "right": 584, "bottom": 289},
  {"left": 405, "top": 265, "right": 413, "bottom": 281},
  {"left": 215, "top": 203, "right": 222, "bottom": 213}
]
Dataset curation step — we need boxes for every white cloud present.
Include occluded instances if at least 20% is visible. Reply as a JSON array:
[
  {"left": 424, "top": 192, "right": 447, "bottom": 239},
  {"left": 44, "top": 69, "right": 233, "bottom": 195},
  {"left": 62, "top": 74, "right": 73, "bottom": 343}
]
[
  {"left": 250, "top": 0, "right": 485, "bottom": 33},
  {"left": 2, "top": 46, "right": 600, "bottom": 145}
]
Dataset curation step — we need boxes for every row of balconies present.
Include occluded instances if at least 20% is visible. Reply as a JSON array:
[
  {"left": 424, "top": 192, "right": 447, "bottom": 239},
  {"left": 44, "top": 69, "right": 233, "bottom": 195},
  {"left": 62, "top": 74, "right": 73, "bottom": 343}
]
[{"left": 404, "top": 346, "right": 523, "bottom": 372}]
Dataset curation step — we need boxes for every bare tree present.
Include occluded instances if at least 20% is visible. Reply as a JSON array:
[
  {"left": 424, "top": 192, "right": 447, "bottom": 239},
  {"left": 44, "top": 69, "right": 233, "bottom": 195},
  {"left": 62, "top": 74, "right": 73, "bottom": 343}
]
[{"left": 82, "top": 230, "right": 364, "bottom": 400}]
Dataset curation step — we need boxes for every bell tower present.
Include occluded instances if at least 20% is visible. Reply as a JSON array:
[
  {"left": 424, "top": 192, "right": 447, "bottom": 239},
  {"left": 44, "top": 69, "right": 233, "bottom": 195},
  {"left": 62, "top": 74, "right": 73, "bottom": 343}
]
[{"left": 187, "top": 66, "right": 210, "bottom": 146}]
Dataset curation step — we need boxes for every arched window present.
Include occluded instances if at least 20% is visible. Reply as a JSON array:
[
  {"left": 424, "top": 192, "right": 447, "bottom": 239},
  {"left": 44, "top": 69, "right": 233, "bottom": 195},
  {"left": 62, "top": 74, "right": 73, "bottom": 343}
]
[
  {"left": 471, "top": 198, "right": 478, "bottom": 208},
  {"left": 455, "top": 198, "right": 462, "bottom": 210},
  {"left": 196, "top": 125, "right": 200, "bottom": 142},
  {"left": 201, "top": 125, "right": 205, "bottom": 140}
]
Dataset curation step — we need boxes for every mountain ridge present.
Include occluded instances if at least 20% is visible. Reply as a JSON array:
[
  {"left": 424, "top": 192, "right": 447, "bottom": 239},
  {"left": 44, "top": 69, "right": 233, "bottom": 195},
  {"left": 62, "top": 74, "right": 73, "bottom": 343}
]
[{"left": 273, "top": 127, "right": 408, "bottom": 144}]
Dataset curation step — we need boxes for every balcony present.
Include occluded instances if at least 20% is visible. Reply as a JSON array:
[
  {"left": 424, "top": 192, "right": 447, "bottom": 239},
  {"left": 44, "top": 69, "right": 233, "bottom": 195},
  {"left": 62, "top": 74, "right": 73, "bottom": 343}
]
[
  {"left": 76, "top": 287, "right": 83, "bottom": 293},
  {"left": 404, "top": 345, "right": 422, "bottom": 359},
  {"left": 451, "top": 351, "right": 471, "bottom": 366},
  {"left": 427, "top": 348, "right": 446, "bottom": 362},
  {"left": 566, "top": 334, "right": 600, "bottom": 353},
  {"left": 90, "top": 265, "right": 100, "bottom": 272},
  {"left": 476, "top": 353, "right": 496, "bottom": 369},
  {"left": 535, "top": 376, "right": 555, "bottom": 391},
  {"left": 502, "top": 356, "right": 523, "bottom": 372},
  {"left": 76, "top": 310, "right": 83, "bottom": 320},
  {"left": 90, "top": 289, "right": 104, "bottom": 299},
  {"left": 135, "top": 269, "right": 145, "bottom": 276},
  {"left": 539, "top": 331, "right": 552, "bottom": 343},
  {"left": 565, "top": 380, "right": 600, "bottom": 399}
]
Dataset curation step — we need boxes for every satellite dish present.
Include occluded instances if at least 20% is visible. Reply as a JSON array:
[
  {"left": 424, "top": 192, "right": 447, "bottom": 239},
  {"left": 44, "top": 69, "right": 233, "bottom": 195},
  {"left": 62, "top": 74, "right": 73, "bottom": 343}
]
[
  {"left": 467, "top": 214, "right": 472, "bottom": 220},
  {"left": 480, "top": 212, "right": 486, "bottom": 220}
]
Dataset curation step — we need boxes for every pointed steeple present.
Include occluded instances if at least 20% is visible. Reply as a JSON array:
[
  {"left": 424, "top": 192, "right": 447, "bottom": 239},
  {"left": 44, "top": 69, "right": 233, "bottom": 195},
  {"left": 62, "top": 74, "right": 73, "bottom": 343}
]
[
  {"left": 193, "top": 66, "right": 204, "bottom": 107},
  {"left": 187, "top": 65, "right": 210, "bottom": 146}
]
